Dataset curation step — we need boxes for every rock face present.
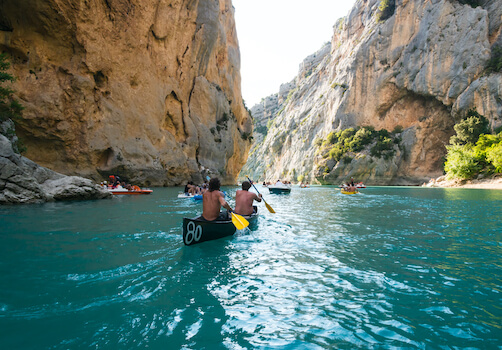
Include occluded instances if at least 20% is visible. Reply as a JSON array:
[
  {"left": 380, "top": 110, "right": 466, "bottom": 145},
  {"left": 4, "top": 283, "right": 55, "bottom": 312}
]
[
  {"left": 242, "top": 0, "right": 502, "bottom": 185},
  {"left": 0, "top": 121, "right": 110, "bottom": 204},
  {"left": 0, "top": 0, "right": 252, "bottom": 186}
]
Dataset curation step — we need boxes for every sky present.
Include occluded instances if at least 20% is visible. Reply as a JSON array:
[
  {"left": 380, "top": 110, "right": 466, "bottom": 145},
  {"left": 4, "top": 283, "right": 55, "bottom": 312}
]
[{"left": 233, "top": 0, "right": 357, "bottom": 107}]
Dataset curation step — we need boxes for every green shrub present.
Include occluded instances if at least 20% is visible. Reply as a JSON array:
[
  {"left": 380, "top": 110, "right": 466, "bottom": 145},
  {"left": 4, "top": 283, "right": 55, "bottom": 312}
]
[
  {"left": 450, "top": 109, "right": 489, "bottom": 145},
  {"left": 0, "top": 53, "right": 24, "bottom": 123},
  {"left": 486, "top": 46, "right": 502, "bottom": 73},
  {"left": 255, "top": 125, "right": 268, "bottom": 135},
  {"left": 326, "top": 131, "right": 338, "bottom": 145},
  {"left": 486, "top": 143, "right": 502, "bottom": 172},
  {"left": 475, "top": 133, "right": 501, "bottom": 150},
  {"left": 444, "top": 131, "right": 502, "bottom": 179},
  {"left": 377, "top": 128, "right": 391, "bottom": 139},
  {"left": 444, "top": 144, "right": 482, "bottom": 179},
  {"left": 376, "top": 0, "right": 396, "bottom": 23},
  {"left": 348, "top": 127, "right": 374, "bottom": 152},
  {"left": 371, "top": 136, "right": 395, "bottom": 158},
  {"left": 457, "top": 0, "right": 480, "bottom": 8},
  {"left": 339, "top": 128, "right": 356, "bottom": 145},
  {"left": 328, "top": 144, "right": 346, "bottom": 161},
  {"left": 392, "top": 125, "right": 404, "bottom": 133}
]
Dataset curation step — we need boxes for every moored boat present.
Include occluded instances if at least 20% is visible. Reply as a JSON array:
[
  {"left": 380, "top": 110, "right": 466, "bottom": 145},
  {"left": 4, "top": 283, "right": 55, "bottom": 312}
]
[{"left": 183, "top": 209, "right": 259, "bottom": 245}]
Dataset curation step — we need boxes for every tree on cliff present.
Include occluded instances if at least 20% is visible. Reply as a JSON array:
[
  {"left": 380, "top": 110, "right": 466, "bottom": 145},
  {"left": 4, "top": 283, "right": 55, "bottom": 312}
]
[
  {"left": 376, "top": 0, "right": 396, "bottom": 22},
  {"left": 0, "top": 53, "right": 23, "bottom": 123}
]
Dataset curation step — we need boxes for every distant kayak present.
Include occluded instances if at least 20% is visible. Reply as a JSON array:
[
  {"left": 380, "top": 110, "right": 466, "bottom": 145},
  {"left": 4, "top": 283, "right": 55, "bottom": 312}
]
[
  {"left": 339, "top": 182, "right": 366, "bottom": 189},
  {"left": 341, "top": 189, "right": 358, "bottom": 195}
]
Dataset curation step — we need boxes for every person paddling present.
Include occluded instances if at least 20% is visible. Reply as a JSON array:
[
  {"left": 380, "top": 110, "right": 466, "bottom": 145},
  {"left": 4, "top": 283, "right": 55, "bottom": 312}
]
[
  {"left": 201, "top": 177, "right": 233, "bottom": 221},
  {"left": 235, "top": 181, "right": 262, "bottom": 216}
]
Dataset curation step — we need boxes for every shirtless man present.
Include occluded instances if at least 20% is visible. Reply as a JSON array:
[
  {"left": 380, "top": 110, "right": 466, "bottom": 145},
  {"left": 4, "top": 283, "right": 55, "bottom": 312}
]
[
  {"left": 202, "top": 177, "right": 233, "bottom": 221},
  {"left": 234, "top": 181, "right": 262, "bottom": 216}
]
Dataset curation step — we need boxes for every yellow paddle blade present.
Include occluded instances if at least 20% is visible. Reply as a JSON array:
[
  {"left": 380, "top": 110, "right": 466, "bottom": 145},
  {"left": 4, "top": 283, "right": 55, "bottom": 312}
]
[
  {"left": 264, "top": 200, "right": 275, "bottom": 213},
  {"left": 231, "top": 213, "right": 249, "bottom": 230}
]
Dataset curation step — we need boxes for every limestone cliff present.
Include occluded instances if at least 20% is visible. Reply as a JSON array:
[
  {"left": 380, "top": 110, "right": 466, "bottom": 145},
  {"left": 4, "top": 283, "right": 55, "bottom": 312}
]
[
  {"left": 0, "top": 0, "right": 251, "bottom": 186},
  {"left": 242, "top": 0, "right": 502, "bottom": 185}
]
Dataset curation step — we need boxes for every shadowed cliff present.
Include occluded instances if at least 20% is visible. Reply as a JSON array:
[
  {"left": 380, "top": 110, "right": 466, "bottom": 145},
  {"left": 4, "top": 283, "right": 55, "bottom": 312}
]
[{"left": 0, "top": 0, "right": 252, "bottom": 186}]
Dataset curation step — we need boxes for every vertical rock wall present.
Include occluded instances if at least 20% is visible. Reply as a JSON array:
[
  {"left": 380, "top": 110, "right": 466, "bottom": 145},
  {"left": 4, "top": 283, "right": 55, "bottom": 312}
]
[
  {"left": 0, "top": 0, "right": 252, "bottom": 186},
  {"left": 242, "top": 0, "right": 502, "bottom": 185}
]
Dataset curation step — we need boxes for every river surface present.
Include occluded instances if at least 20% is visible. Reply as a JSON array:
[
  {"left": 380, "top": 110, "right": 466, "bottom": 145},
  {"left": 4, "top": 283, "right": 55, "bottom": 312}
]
[{"left": 0, "top": 186, "right": 501, "bottom": 349}]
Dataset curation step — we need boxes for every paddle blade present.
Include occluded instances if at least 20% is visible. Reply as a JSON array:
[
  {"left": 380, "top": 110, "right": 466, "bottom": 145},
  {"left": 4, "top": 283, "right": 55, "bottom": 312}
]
[
  {"left": 264, "top": 200, "right": 275, "bottom": 213},
  {"left": 231, "top": 213, "right": 249, "bottom": 230}
]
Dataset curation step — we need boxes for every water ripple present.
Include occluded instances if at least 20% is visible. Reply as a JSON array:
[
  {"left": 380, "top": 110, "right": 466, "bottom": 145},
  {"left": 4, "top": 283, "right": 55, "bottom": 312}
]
[{"left": 0, "top": 186, "right": 501, "bottom": 349}]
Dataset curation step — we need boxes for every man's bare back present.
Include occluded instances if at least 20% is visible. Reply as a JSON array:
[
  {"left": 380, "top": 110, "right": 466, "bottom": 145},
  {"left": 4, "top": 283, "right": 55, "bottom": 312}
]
[
  {"left": 235, "top": 189, "right": 261, "bottom": 216},
  {"left": 202, "top": 190, "right": 230, "bottom": 221}
]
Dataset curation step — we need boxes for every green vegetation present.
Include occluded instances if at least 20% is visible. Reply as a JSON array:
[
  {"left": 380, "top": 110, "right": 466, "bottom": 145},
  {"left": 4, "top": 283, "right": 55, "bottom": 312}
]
[
  {"left": 456, "top": 0, "right": 480, "bottom": 7},
  {"left": 486, "top": 46, "right": 502, "bottom": 73},
  {"left": 254, "top": 125, "right": 268, "bottom": 136},
  {"left": 444, "top": 109, "right": 502, "bottom": 180},
  {"left": 449, "top": 109, "right": 489, "bottom": 146},
  {"left": 376, "top": 0, "right": 396, "bottom": 23},
  {"left": 319, "top": 126, "right": 401, "bottom": 163},
  {"left": 0, "top": 53, "right": 23, "bottom": 123},
  {"left": 331, "top": 82, "right": 349, "bottom": 95}
]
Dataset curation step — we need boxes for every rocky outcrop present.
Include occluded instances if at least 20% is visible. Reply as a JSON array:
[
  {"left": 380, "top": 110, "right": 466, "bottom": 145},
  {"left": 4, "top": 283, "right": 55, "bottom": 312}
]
[
  {"left": 242, "top": 0, "right": 502, "bottom": 185},
  {"left": 0, "top": 0, "right": 251, "bottom": 186},
  {"left": 0, "top": 121, "right": 110, "bottom": 204}
]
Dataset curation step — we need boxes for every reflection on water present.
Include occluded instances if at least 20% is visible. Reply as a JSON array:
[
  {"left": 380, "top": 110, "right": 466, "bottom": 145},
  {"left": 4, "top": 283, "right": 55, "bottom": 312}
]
[{"left": 0, "top": 186, "right": 501, "bottom": 349}]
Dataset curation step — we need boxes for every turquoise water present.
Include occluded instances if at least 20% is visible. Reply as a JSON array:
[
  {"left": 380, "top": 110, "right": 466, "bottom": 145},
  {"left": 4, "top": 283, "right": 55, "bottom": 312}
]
[{"left": 0, "top": 186, "right": 501, "bottom": 349}]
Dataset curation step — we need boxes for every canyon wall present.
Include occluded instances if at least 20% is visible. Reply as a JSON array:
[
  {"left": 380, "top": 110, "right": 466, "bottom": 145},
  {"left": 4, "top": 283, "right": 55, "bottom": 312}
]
[
  {"left": 0, "top": 0, "right": 252, "bottom": 186},
  {"left": 242, "top": 0, "right": 502, "bottom": 185}
]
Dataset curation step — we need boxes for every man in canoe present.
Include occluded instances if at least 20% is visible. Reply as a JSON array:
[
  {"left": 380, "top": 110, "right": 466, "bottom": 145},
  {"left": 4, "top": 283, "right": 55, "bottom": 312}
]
[
  {"left": 235, "top": 181, "right": 262, "bottom": 216},
  {"left": 202, "top": 177, "right": 234, "bottom": 221}
]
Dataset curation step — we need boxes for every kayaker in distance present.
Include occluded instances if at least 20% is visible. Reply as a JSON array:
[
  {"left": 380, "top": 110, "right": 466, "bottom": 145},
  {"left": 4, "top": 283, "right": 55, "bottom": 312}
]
[
  {"left": 235, "top": 181, "right": 262, "bottom": 216},
  {"left": 201, "top": 177, "right": 233, "bottom": 221},
  {"left": 344, "top": 182, "right": 357, "bottom": 192}
]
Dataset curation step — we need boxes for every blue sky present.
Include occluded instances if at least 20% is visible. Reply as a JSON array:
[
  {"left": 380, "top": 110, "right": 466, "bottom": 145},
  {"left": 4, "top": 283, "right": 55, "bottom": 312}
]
[{"left": 233, "top": 0, "right": 357, "bottom": 107}]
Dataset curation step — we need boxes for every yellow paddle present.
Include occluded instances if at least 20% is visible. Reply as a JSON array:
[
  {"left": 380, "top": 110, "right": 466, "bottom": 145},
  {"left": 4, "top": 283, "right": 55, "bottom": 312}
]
[
  {"left": 246, "top": 176, "right": 275, "bottom": 213},
  {"left": 231, "top": 212, "right": 249, "bottom": 230}
]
